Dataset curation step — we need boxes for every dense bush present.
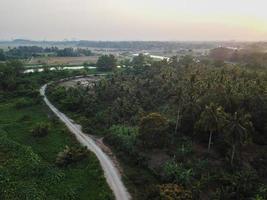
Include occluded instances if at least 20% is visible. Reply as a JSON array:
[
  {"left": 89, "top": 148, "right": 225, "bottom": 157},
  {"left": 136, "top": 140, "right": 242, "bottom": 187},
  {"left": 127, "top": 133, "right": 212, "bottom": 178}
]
[
  {"left": 211, "top": 170, "right": 260, "bottom": 199},
  {"left": 0, "top": 60, "right": 23, "bottom": 91},
  {"left": 253, "top": 185, "right": 267, "bottom": 200},
  {"left": 163, "top": 160, "right": 194, "bottom": 187},
  {"left": 0, "top": 136, "right": 64, "bottom": 200},
  {"left": 31, "top": 123, "right": 50, "bottom": 137},
  {"left": 159, "top": 184, "right": 192, "bottom": 200},
  {"left": 14, "top": 98, "right": 33, "bottom": 109},
  {"left": 55, "top": 146, "right": 88, "bottom": 167},
  {"left": 138, "top": 113, "right": 169, "bottom": 149},
  {"left": 96, "top": 54, "right": 117, "bottom": 71},
  {"left": 108, "top": 125, "right": 138, "bottom": 154},
  {"left": 175, "top": 137, "right": 193, "bottom": 161}
]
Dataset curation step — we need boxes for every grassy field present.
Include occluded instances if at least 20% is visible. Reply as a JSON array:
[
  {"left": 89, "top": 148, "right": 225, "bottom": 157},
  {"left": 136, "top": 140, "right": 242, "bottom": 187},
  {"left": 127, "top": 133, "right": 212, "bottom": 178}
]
[{"left": 0, "top": 97, "right": 114, "bottom": 199}]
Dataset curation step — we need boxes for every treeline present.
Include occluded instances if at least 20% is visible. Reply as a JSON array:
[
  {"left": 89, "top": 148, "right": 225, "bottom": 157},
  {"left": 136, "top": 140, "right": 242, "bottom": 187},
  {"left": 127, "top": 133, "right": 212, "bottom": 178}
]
[
  {"left": 0, "top": 46, "right": 93, "bottom": 60},
  {"left": 48, "top": 58, "right": 267, "bottom": 199},
  {"left": 0, "top": 60, "right": 90, "bottom": 98},
  {"left": 77, "top": 41, "right": 217, "bottom": 50},
  {"left": 56, "top": 48, "right": 93, "bottom": 57},
  {"left": 3, "top": 39, "right": 266, "bottom": 51},
  {"left": 210, "top": 47, "right": 267, "bottom": 68},
  {"left": 96, "top": 53, "right": 152, "bottom": 71}
]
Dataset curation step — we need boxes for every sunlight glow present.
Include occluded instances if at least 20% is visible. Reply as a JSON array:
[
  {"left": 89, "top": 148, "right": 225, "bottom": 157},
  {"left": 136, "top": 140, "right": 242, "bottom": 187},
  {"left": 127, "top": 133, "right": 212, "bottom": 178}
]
[{"left": 0, "top": 0, "right": 267, "bottom": 40}]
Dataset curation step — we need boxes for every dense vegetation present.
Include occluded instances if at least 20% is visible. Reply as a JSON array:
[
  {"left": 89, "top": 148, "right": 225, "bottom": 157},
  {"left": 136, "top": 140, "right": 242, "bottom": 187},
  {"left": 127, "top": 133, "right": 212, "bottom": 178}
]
[
  {"left": 48, "top": 57, "right": 267, "bottom": 199},
  {"left": 96, "top": 54, "right": 117, "bottom": 71},
  {"left": 0, "top": 40, "right": 220, "bottom": 50},
  {"left": 210, "top": 47, "right": 267, "bottom": 69},
  {"left": 0, "top": 46, "right": 93, "bottom": 60},
  {"left": 56, "top": 48, "right": 93, "bottom": 57},
  {"left": 0, "top": 62, "right": 113, "bottom": 200}
]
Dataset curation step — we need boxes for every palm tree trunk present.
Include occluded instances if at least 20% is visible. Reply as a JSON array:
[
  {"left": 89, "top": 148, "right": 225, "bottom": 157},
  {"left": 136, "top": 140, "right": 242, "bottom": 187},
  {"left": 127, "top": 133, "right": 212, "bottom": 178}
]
[
  {"left": 174, "top": 107, "right": 180, "bottom": 136},
  {"left": 208, "top": 131, "right": 213, "bottom": 152},
  {"left": 231, "top": 144, "right": 236, "bottom": 166}
]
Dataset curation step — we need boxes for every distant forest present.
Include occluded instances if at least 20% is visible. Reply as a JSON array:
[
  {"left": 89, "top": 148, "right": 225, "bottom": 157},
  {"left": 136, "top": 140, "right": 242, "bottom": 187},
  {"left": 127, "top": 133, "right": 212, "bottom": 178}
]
[
  {"left": 0, "top": 46, "right": 93, "bottom": 60},
  {"left": 2, "top": 39, "right": 263, "bottom": 50}
]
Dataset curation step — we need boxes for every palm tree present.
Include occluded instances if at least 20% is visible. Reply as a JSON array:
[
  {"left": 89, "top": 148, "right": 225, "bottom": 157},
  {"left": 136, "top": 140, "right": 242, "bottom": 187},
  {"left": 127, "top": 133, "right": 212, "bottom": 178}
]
[
  {"left": 224, "top": 112, "right": 253, "bottom": 166},
  {"left": 174, "top": 87, "right": 184, "bottom": 136},
  {"left": 196, "top": 103, "right": 226, "bottom": 152}
]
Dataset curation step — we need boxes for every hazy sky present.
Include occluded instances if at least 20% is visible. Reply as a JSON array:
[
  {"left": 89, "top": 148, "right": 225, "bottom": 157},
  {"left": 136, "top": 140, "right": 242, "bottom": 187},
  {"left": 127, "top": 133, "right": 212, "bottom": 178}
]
[{"left": 0, "top": 0, "right": 267, "bottom": 41}]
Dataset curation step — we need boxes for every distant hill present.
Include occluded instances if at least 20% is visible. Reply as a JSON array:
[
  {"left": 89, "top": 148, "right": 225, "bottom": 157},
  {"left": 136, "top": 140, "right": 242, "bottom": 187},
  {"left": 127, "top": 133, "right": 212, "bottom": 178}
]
[
  {"left": 0, "top": 39, "right": 221, "bottom": 50},
  {"left": 0, "top": 39, "right": 79, "bottom": 48},
  {"left": 1, "top": 39, "right": 267, "bottom": 51}
]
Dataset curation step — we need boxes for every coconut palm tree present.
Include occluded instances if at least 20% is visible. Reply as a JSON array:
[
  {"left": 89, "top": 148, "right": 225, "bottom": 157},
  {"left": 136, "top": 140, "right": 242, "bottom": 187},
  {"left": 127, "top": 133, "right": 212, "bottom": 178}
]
[
  {"left": 174, "top": 87, "right": 184, "bottom": 136},
  {"left": 224, "top": 111, "right": 253, "bottom": 166},
  {"left": 196, "top": 103, "right": 226, "bottom": 152}
]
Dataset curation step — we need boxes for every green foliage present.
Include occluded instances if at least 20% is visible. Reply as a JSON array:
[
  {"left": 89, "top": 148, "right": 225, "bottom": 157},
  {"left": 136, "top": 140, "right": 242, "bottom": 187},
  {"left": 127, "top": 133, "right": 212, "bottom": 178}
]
[
  {"left": 0, "top": 70, "right": 114, "bottom": 200},
  {"left": 163, "top": 160, "right": 194, "bottom": 187},
  {"left": 212, "top": 170, "right": 260, "bottom": 200},
  {"left": 5, "top": 46, "right": 46, "bottom": 59},
  {"left": 0, "top": 136, "right": 60, "bottom": 200},
  {"left": 96, "top": 54, "right": 117, "bottom": 71},
  {"left": 0, "top": 49, "right": 6, "bottom": 61},
  {"left": 55, "top": 48, "right": 93, "bottom": 57},
  {"left": 46, "top": 57, "right": 267, "bottom": 199},
  {"left": 0, "top": 60, "right": 23, "bottom": 91},
  {"left": 14, "top": 98, "right": 33, "bottom": 109},
  {"left": 159, "top": 184, "right": 193, "bottom": 200},
  {"left": 179, "top": 55, "right": 194, "bottom": 67},
  {"left": 196, "top": 103, "right": 226, "bottom": 134},
  {"left": 108, "top": 125, "right": 138, "bottom": 154},
  {"left": 57, "top": 48, "right": 79, "bottom": 57},
  {"left": 175, "top": 137, "right": 193, "bottom": 161},
  {"left": 131, "top": 53, "right": 152, "bottom": 67},
  {"left": 210, "top": 47, "right": 267, "bottom": 69},
  {"left": 1, "top": 46, "right": 93, "bottom": 59},
  {"left": 195, "top": 103, "right": 227, "bottom": 151},
  {"left": 55, "top": 146, "right": 88, "bottom": 167},
  {"left": 138, "top": 113, "right": 169, "bottom": 149},
  {"left": 253, "top": 185, "right": 267, "bottom": 200},
  {"left": 224, "top": 111, "right": 253, "bottom": 165},
  {"left": 224, "top": 111, "right": 253, "bottom": 145},
  {"left": 31, "top": 123, "right": 50, "bottom": 137},
  {"left": 48, "top": 86, "right": 89, "bottom": 112}
]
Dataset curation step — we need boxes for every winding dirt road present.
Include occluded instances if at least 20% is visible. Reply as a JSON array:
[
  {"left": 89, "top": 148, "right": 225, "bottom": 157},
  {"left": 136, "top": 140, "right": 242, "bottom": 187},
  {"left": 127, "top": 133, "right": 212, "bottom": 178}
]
[{"left": 40, "top": 84, "right": 131, "bottom": 200}]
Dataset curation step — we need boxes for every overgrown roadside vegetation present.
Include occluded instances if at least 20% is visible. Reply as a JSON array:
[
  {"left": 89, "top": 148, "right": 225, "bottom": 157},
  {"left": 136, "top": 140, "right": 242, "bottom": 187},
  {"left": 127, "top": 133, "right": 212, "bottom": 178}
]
[{"left": 0, "top": 61, "right": 114, "bottom": 200}]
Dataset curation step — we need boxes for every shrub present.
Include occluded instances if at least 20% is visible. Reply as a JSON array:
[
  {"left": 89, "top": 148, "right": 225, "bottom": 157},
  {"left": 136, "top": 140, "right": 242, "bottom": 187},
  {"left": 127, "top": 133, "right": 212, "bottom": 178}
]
[
  {"left": 159, "top": 184, "right": 192, "bottom": 200},
  {"left": 212, "top": 170, "right": 260, "bottom": 199},
  {"left": 175, "top": 137, "right": 193, "bottom": 161},
  {"left": 55, "top": 146, "right": 88, "bottom": 167},
  {"left": 14, "top": 98, "right": 33, "bottom": 109},
  {"left": 163, "top": 160, "right": 194, "bottom": 187},
  {"left": 31, "top": 123, "right": 50, "bottom": 137},
  {"left": 19, "top": 114, "right": 31, "bottom": 122},
  {"left": 138, "top": 113, "right": 169, "bottom": 149},
  {"left": 96, "top": 54, "right": 117, "bottom": 71},
  {"left": 253, "top": 185, "right": 267, "bottom": 200},
  {"left": 108, "top": 125, "right": 138, "bottom": 154}
]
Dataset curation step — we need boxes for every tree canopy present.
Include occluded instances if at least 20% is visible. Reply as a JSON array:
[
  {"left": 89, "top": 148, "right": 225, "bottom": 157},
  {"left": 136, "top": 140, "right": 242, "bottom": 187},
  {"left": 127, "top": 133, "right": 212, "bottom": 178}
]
[{"left": 96, "top": 54, "right": 117, "bottom": 71}]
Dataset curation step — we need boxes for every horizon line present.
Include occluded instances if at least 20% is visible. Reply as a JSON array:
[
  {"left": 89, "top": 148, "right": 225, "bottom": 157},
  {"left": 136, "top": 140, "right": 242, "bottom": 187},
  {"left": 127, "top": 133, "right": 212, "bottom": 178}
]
[{"left": 1, "top": 39, "right": 267, "bottom": 43}]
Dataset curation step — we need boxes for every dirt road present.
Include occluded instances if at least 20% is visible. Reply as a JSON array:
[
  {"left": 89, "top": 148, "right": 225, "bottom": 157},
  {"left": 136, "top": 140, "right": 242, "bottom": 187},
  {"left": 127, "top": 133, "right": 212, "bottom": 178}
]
[{"left": 40, "top": 84, "right": 131, "bottom": 200}]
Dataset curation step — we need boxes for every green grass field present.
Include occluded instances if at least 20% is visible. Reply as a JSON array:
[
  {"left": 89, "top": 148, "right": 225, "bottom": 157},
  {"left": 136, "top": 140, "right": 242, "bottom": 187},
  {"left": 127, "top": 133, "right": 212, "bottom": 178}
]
[{"left": 0, "top": 97, "right": 114, "bottom": 200}]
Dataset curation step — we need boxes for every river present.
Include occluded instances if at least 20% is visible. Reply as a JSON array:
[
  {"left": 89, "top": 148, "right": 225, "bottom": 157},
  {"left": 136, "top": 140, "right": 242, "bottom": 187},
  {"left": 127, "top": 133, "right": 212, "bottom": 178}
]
[{"left": 24, "top": 66, "right": 96, "bottom": 73}]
